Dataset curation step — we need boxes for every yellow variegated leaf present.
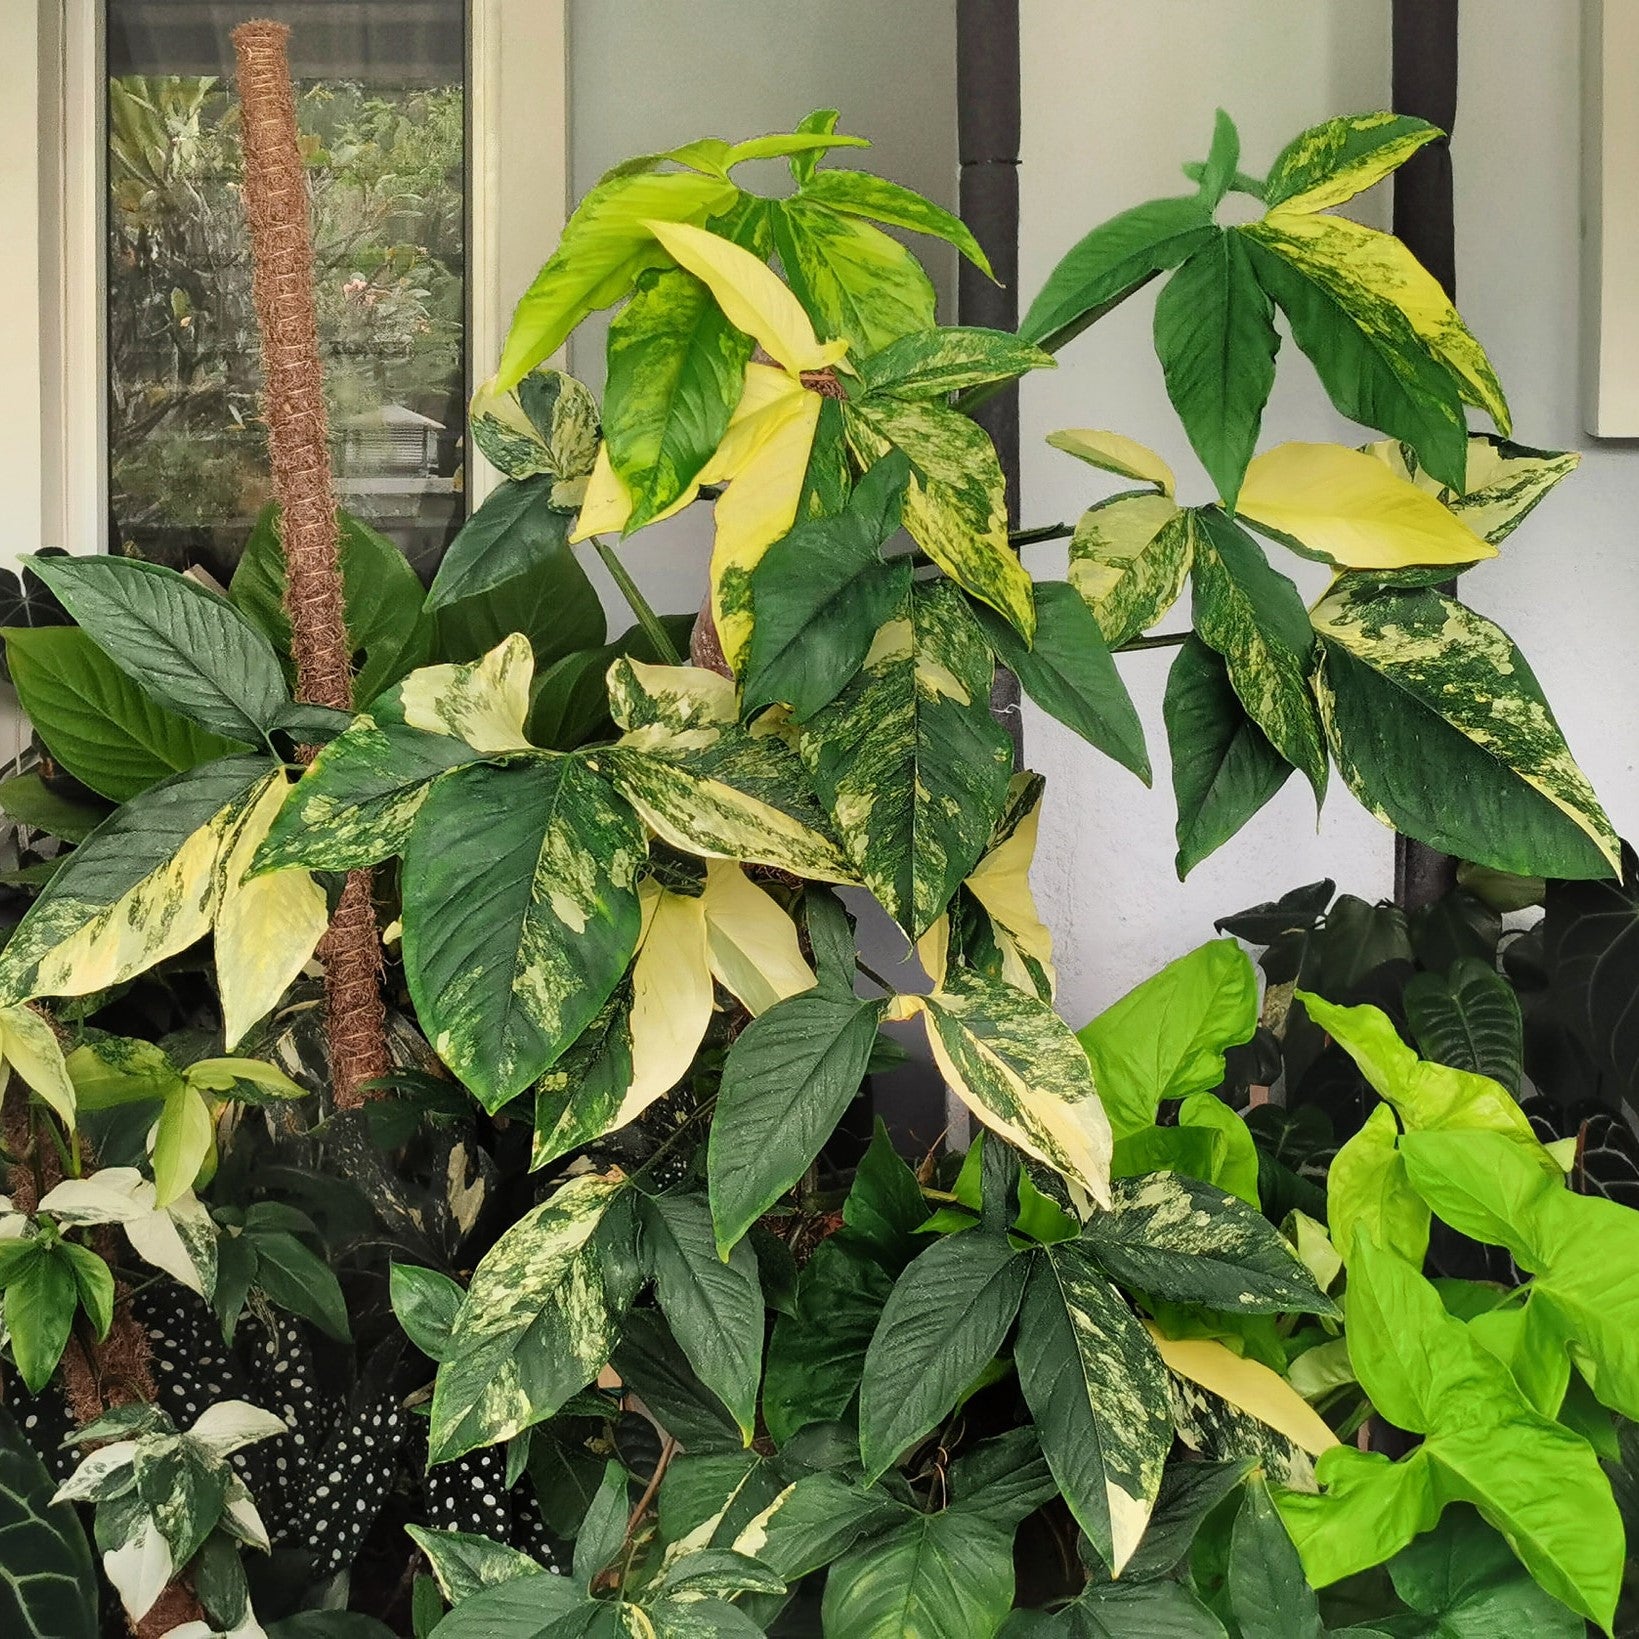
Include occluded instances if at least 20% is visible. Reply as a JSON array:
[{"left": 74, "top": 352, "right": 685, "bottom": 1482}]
[
  {"left": 699, "top": 860, "right": 815, "bottom": 1015},
  {"left": 214, "top": 772, "right": 328, "bottom": 1049},
  {"left": 615, "top": 881, "right": 715, "bottom": 1128},
  {"left": 644, "top": 217, "right": 849, "bottom": 376},
  {"left": 1067, "top": 491, "right": 1190, "bottom": 647},
  {"left": 1254, "top": 211, "right": 1509, "bottom": 434},
  {"left": 1146, "top": 1327, "right": 1340, "bottom": 1457},
  {"left": 0, "top": 1004, "right": 76, "bottom": 1127},
  {"left": 572, "top": 441, "right": 635, "bottom": 539},
  {"left": 1047, "top": 429, "right": 1176, "bottom": 498},
  {"left": 400, "top": 633, "right": 535, "bottom": 754},
  {"left": 705, "top": 372, "right": 823, "bottom": 668},
  {"left": 1362, "top": 433, "right": 1580, "bottom": 546},
  {"left": 607, "top": 655, "right": 739, "bottom": 735},
  {"left": 898, "top": 967, "right": 1112, "bottom": 1204},
  {"left": 964, "top": 773, "right": 1056, "bottom": 997},
  {"left": 1262, "top": 112, "right": 1440, "bottom": 215},
  {"left": 916, "top": 917, "right": 950, "bottom": 990},
  {"left": 1238, "top": 441, "right": 1493, "bottom": 570}
]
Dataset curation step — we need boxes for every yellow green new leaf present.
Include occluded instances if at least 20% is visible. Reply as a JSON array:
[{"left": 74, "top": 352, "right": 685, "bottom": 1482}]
[
  {"left": 1047, "top": 428, "right": 1176, "bottom": 497},
  {"left": 1326, "top": 1101, "right": 1429, "bottom": 1269}
]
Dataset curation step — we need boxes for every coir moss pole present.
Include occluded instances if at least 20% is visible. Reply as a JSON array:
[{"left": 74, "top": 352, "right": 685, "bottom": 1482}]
[
  {"left": 1391, "top": 0, "right": 1461, "bottom": 911},
  {"left": 232, "top": 20, "right": 390, "bottom": 1107}
]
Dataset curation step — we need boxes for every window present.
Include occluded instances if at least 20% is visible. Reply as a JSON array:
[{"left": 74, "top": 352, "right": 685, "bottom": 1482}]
[{"left": 105, "top": 1, "right": 468, "bottom": 581}]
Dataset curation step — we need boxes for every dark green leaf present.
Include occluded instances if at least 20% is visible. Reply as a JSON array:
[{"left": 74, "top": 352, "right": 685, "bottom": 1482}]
[
  {"left": 526, "top": 616, "right": 695, "bottom": 752},
  {"left": 390, "top": 1262, "right": 465, "bottom": 1362},
  {"left": 971, "top": 582, "right": 1149, "bottom": 781},
  {"left": 611, "top": 1309, "right": 741, "bottom": 1454},
  {"left": 1021, "top": 198, "right": 1218, "bottom": 353},
  {"left": 1403, "top": 957, "right": 1523, "bottom": 1093},
  {"left": 573, "top": 1461, "right": 631, "bottom": 1586},
  {"left": 708, "top": 990, "right": 884, "bottom": 1255},
  {"left": 249, "top": 1228, "right": 351, "bottom": 1341},
  {"left": 29, "top": 556, "right": 288, "bottom": 743},
  {"left": 3, "top": 627, "right": 243, "bottom": 802},
  {"left": 858, "top": 1231, "right": 1027, "bottom": 1479},
  {"left": 0, "top": 772, "right": 111, "bottom": 842},
  {"left": 1154, "top": 233, "right": 1278, "bottom": 507},
  {"left": 0, "top": 1403, "right": 97, "bottom": 1638},
  {"left": 1543, "top": 850, "right": 1639, "bottom": 1107},
  {"left": 841, "top": 1119, "right": 929, "bottom": 1270},
  {"left": 640, "top": 1192, "right": 764, "bottom": 1440},
  {"left": 1165, "top": 637, "right": 1293, "bottom": 878},
  {"left": 4, "top": 1244, "right": 79, "bottom": 1392},
  {"left": 1229, "top": 1478, "right": 1324, "bottom": 1639}
]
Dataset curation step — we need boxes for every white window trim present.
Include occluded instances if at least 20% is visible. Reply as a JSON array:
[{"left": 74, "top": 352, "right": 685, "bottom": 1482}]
[{"left": 27, "top": 0, "right": 569, "bottom": 553}]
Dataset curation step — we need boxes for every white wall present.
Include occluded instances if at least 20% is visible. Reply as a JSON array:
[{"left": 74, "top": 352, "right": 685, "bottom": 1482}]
[{"left": 1017, "top": 0, "right": 1639, "bottom": 1029}]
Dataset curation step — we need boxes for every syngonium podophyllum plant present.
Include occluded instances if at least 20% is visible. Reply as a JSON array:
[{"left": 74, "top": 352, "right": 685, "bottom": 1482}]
[{"left": 0, "top": 107, "right": 1630, "bottom": 1637}]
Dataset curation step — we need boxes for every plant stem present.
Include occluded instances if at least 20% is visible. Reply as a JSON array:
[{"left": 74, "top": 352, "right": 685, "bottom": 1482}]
[
  {"left": 592, "top": 537, "right": 683, "bottom": 665},
  {"left": 855, "top": 956, "right": 896, "bottom": 993},
  {"left": 1116, "top": 630, "right": 1192, "bottom": 652},
  {"left": 1009, "top": 521, "right": 1074, "bottom": 548}
]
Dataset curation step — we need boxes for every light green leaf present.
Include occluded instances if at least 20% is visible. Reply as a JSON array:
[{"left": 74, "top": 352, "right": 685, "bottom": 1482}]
[
  {"left": 1022, "top": 198, "right": 1219, "bottom": 353},
  {"left": 1154, "top": 232, "right": 1278, "bottom": 507},
  {"left": 494, "top": 166, "right": 739, "bottom": 390},
  {"left": 1083, "top": 1173, "right": 1335, "bottom": 1316},
  {"left": 1176, "top": 1095, "right": 1262, "bottom": 1209},
  {"left": 0, "top": 1004, "right": 78, "bottom": 1128},
  {"left": 799, "top": 579, "right": 1014, "bottom": 936},
  {"left": 1326, "top": 1102, "right": 1429, "bottom": 1270},
  {"left": 150, "top": 1085, "right": 213, "bottom": 1207},
  {"left": 0, "top": 755, "right": 273, "bottom": 1007},
  {"left": 1263, "top": 112, "right": 1440, "bottom": 213},
  {"left": 3, "top": 1245, "right": 76, "bottom": 1392},
  {"left": 797, "top": 168, "right": 993, "bottom": 277},
  {"left": 1190, "top": 507, "right": 1326, "bottom": 804},
  {"left": 430, "top": 1173, "right": 623, "bottom": 1463},
  {"left": 1312, "top": 583, "right": 1618, "bottom": 880},
  {"left": 1164, "top": 636, "right": 1293, "bottom": 878},
  {"left": 857, "top": 327, "right": 1054, "bottom": 399},
  {"left": 771, "top": 197, "right": 935, "bottom": 356},
  {"left": 708, "top": 990, "right": 885, "bottom": 1256},
  {"left": 3, "top": 626, "right": 243, "bottom": 803},
  {"left": 859, "top": 1230, "right": 1027, "bottom": 1480},
  {"left": 28, "top": 556, "right": 287, "bottom": 745},
  {"left": 1016, "top": 1241, "right": 1171, "bottom": 1574},
  {"left": 1076, "top": 939, "right": 1258, "bottom": 1140},
  {"left": 910, "top": 966, "right": 1113, "bottom": 1204},
  {"left": 969, "top": 583, "right": 1149, "bottom": 783},
  {"left": 1067, "top": 492, "right": 1191, "bottom": 648},
  {"left": 640, "top": 1193, "right": 763, "bottom": 1442},
  {"left": 230, "top": 504, "right": 430, "bottom": 705},
  {"left": 1400, "top": 1127, "right": 1639, "bottom": 1423},
  {"left": 844, "top": 395, "right": 1034, "bottom": 640},
  {"left": 402, "top": 759, "right": 645, "bottom": 1111}
]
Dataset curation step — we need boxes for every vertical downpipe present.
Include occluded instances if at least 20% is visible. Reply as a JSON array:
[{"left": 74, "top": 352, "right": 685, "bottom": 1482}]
[{"left": 1391, "top": 0, "right": 1462, "bottom": 912}]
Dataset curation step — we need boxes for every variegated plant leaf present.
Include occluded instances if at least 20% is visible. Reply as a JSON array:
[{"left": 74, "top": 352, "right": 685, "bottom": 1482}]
[
  {"left": 429, "top": 1172, "right": 624, "bottom": 1463},
  {"left": 530, "top": 989, "right": 637, "bottom": 1172},
  {"left": 1362, "top": 432, "right": 1580, "bottom": 547},
  {"left": 1312, "top": 583, "right": 1619, "bottom": 880},
  {"left": 0, "top": 1003, "right": 77, "bottom": 1128},
  {"left": 900, "top": 965, "right": 1113, "bottom": 1204},
  {"left": 252, "top": 692, "right": 484, "bottom": 876},
  {"left": 1017, "top": 1240, "right": 1172, "bottom": 1575},
  {"left": 0, "top": 755, "right": 274, "bottom": 1007},
  {"left": 856, "top": 326, "right": 1054, "bottom": 400},
  {"left": 400, "top": 632, "right": 536, "bottom": 755},
  {"left": 798, "top": 579, "right": 1013, "bottom": 937},
  {"left": 844, "top": 394, "right": 1034, "bottom": 640},
  {"left": 402, "top": 757, "right": 646, "bottom": 1111},
  {"left": 1262, "top": 111, "right": 1440, "bottom": 214},
  {"left": 1190, "top": 508, "right": 1327, "bottom": 802},
  {"left": 1067, "top": 491, "right": 1191, "bottom": 647},
  {"left": 469, "top": 364, "right": 601, "bottom": 497},
  {"left": 592, "top": 661, "right": 853, "bottom": 884},
  {"left": 212, "top": 770, "right": 327, "bottom": 1048},
  {"left": 1048, "top": 428, "right": 1176, "bottom": 497}
]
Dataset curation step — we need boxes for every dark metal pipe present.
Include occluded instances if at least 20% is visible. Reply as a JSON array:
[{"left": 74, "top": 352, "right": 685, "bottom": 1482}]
[{"left": 1391, "top": 0, "right": 1461, "bottom": 911}]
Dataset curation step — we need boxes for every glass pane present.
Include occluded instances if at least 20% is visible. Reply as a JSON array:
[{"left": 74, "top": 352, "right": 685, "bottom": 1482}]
[{"left": 106, "top": 0, "right": 467, "bottom": 582}]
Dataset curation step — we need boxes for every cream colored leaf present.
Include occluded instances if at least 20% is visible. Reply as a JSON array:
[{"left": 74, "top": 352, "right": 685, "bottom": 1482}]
[
  {"left": 645, "top": 217, "right": 849, "bottom": 376},
  {"left": 572, "top": 440, "right": 635, "bottom": 539},
  {"left": 1239, "top": 441, "right": 1494, "bottom": 570},
  {"left": 1047, "top": 429, "right": 1176, "bottom": 498},
  {"left": 965, "top": 777, "right": 1056, "bottom": 998},
  {"left": 700, "top": 860, "right": 816, "bottom": 1015},
  {"left": 214, "top": 772, "right": 328, "bottom": 1048},
  {"left": 1147, "top": 1326, "right": 1340, "bottom": 1457},
  {"left": 400, "top": 632, "right": 535, "bottom": 754},
  {"left": 103, "top": 1514, "right": 172, "bottom": 1622},
  {"left": 0, "top": 1003, "right": 76, "bottom": 1127},
  {"left": 616, "top": 882, "right": 715, "bottom": 1127}
]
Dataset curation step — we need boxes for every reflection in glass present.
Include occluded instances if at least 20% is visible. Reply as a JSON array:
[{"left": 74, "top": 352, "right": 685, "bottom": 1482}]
[{"left": 106, "top": 1, "right": 467, "bottom": 581}]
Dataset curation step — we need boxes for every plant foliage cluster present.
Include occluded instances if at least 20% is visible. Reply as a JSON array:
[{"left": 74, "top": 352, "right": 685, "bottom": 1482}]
[{"left": 0, "top": 107, "right": 1634, "bottom": 1639}]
